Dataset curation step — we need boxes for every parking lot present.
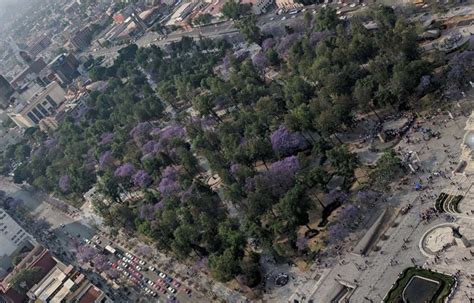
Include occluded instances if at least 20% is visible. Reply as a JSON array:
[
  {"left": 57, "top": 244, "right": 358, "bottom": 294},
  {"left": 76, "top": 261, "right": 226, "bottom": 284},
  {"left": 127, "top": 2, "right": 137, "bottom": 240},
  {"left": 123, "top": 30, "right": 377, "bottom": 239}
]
[{"left": 84, "top": 234, "right": 208, "bottom": 303}]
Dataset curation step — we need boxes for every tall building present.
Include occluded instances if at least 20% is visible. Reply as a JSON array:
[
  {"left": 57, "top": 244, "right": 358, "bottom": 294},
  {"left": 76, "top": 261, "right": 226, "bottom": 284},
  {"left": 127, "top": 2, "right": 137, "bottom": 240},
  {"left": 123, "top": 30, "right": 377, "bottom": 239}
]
[
  {"left": 49, "top": 53, "right": 80, "bottom": 85},
  {"left": 69, "top": 27, "right": 93, "bottom": 51},
  {"left": 8, "top": 81, "right": 66, "bottom": 128},
  {"left": 0, "top": 208, "right": 109, "bottom": 303},
  {"left": 10, "top": 58, "right": 48, "bottom": 88},
  {"left": 0, "top": 208, "right": 53, "bottom": 303},
  {"left": 26, "top": 35, "right": 52, "bottom": 58},
  {"left": 0, "top": 75, "right": 14, "bottom": 109}
]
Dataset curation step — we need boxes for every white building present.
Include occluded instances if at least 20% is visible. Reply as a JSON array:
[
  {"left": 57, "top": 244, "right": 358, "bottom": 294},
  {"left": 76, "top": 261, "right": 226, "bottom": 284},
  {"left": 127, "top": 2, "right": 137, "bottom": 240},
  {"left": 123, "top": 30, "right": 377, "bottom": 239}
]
[
  {"left": 8, "top": 82, "right": 66, "bottom": 128},
  {"left": 0, "top": 208, "right": 36, "bottom": 277}
]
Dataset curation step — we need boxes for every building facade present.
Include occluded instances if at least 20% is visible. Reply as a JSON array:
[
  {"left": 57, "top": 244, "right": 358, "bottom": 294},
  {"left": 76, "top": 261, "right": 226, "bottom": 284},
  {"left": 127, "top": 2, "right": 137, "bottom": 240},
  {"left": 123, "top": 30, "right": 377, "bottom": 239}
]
[
  {"left": 0, "top": 75, "right": 14, "bottom": 109},
  {"left": 28, "top": 261, "right": 111, "bottom": 302},
  {"left": 241, "top": 0, "right": 274, "bottom": 15},
  {"left": 49, "top": 53, "right": 80, "bottom": 85},
  {"left": 26, "top": 36, "right": 52, "bottom": 58},
  {"left": 8, "top": 82, "right": 66, "bottom": 128},
  {"left": 275, "top": 0, "right": 302, "bottom": 9},
  {"left": 69, "top": 27, "right": 93, "bottom": 50}
]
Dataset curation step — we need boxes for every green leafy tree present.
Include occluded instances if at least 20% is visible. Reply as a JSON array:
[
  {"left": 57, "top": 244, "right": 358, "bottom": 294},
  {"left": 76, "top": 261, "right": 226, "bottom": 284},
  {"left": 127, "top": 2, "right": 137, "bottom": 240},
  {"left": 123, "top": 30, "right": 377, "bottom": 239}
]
[
  {"left": 235, "top": 15, "right": 262, "bottom": 45},
  {"left": 10, "top": 267, "right": 43, "bottom": 294},
  {"left": 314, "top": 8, "right": 339, "bottom": 31},
  {"left": 326, "top": 145, "right": 358, "bottom": 178},
  {"left": 370, "top": 149, "right": 402, "bottom": 189},
  {"left": 209, "top": 248, "right": 241, "bottom": 282},
  {"left": 193, "top": 13, "right": 213, "bottom": 25},
  {"left": 221, "top": 1, "right": 251, "bottom": 20}
]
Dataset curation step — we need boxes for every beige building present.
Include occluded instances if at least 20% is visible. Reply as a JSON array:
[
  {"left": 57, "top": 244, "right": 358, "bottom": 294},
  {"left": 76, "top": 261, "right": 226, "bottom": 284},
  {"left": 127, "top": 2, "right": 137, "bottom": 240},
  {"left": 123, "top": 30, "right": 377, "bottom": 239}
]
[
  {"left": 8, "top": 82, "right": 66, "bottom": 128},
  {"left": 28, "top": 258, "right": 111, "bottom": 303},
  {"left": 275, "top": 0, "right": 301, "bottom": 9}
]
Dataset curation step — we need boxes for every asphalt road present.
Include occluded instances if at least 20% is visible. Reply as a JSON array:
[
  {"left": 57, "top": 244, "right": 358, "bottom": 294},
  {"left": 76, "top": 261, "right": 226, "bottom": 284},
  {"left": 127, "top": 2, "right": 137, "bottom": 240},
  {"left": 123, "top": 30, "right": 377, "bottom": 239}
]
[
  {"left": 0, "top": 178, "right": 208, "bottom": 303},
  {"left": 85, "top": 3, "right": 349, "bottom": 60}
]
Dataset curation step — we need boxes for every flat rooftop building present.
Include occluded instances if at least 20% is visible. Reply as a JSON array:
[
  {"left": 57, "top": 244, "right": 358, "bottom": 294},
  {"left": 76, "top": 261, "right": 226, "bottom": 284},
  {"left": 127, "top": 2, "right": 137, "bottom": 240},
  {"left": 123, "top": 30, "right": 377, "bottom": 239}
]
[{"left": 8, "top": 81, "right": 66, "bottom": 128}]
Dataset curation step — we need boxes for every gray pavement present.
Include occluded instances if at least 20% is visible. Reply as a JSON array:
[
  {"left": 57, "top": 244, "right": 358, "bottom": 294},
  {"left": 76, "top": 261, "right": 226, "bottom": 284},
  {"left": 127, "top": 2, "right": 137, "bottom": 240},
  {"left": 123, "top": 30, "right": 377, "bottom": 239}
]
[{"left": 286, "top": 100, "right": 473, "bottom": 302}]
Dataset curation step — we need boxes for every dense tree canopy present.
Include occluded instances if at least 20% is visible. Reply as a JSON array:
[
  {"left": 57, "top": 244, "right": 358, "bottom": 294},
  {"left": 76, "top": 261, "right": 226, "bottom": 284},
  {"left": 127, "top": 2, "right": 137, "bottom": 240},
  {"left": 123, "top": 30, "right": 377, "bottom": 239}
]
[{"left": 0, "top": 5, "right": 451, "bottom": 285}]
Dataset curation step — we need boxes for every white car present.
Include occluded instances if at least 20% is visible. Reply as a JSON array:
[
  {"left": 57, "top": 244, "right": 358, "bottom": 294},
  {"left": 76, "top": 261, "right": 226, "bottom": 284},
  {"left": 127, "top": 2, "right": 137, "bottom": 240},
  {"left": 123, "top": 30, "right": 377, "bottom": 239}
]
[
  {"left": 168, "top": 286, "right": 177, "bottom": 294},
  {"left": 281, "top": 16, "right": 287, "bottom": 21},
  {"left": 159, "top": 272, "right": 167, "bottom": 279},
  {"left": 149, "top": 266, "right": 156, "bottom": 272},
  {"left": 138, "top": 260, "right": 146, "bottom": 266},
  {"left": 135, "top": 265, "right": 142, "bottom": 271}
]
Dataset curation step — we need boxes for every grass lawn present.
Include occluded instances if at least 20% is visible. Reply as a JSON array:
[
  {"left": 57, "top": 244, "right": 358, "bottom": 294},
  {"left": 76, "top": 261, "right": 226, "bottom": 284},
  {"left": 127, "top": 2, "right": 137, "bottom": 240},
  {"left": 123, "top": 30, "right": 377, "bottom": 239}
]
[{"left": 384, "top": 267, "right": 455, "bottom": 303}]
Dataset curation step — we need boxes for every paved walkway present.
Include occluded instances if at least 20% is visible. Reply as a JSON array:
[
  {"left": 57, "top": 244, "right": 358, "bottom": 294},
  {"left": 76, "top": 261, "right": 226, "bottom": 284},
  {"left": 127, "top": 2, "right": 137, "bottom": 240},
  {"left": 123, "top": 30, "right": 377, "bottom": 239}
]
[{"left": 290, "top": 107, "right": 471, "bottom": 302}]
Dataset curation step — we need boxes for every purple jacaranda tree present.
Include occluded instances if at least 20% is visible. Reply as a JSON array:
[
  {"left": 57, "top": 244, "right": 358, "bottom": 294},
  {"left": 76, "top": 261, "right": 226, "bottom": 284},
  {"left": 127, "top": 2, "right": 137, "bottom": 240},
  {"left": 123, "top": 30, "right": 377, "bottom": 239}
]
[
  {"left": 99, "top": 151, "right": 114, "bottom": 170},
  {"left": 277, "top": 34, "right": 299, "bottom": 58},
  {"left": 338, "top": 204, "right": 361, "bottom": 228},
  {"left": 251, "top": 156, "right": 301, "bottom": 196},
  {"left": 99, "top": 132, "right": 114, "bottom": 145},
  {"left": 252, "top": 52, "right": 270, "bottom": 71},
  {"left": 153, "top": 125, "right": 186, "bottom": 152},
  {"left": 296, "top": 235, "right": 308, "bottom": 252},
  {"left": 114, "top": 163, "right": 136, "bottom": 178},
  {"left": 105, "top": 269, "right": 120, "bottom": 279},
  {"left": 327, "top": 223, "right": 347, "bottom": 244},
  {"left": 269, "top": 155, "right": 300, "bottom": 175},
  {"left": 136, "top": 244, "right": 153, "bottom": 257},
  {"left": 139, "top": 204, "right": 156, "bottom": 221},
  {"left": 132, "top": 170, "right": 152, "bottom": 188},
  {"left": 150, "top": 127, "right": 161, "bottom": 136},
  {"left": 262, "top": 37, "right": 276, "bottom": 51},
  {"left": 270, "top": 125, "right": 308, "bottom": 156},
  {"left": 92, "top": 254, "right": 109, "bottom": 272},
  {"left": 58, "top": 175, "right": 71, "bottom": 192},
  {"left": 141, "top": 140, "right": 157, "bottom": 155},
  {"left": 355, "top": 190, "right": 380, "bottom": 205},
  {"left": 157, "top": 166, "right": 180, "bottom": 197},
  {"left": 76, "top": 245, "right": 97, "bottom": 264},
  {"left": 73, "top": 105, "right": 90, "bottom": 122},
  {"left": 130, "top": 122, "right": 152, "bottom": 147}
]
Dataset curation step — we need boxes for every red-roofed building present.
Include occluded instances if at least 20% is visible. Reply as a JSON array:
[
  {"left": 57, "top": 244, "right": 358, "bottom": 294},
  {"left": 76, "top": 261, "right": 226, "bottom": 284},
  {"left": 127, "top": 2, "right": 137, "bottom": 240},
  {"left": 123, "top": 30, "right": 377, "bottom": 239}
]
[
  {"left": 77, "top": 285, "right": 105, "bottom": 303},
  {"left": 0, "top": 246, "right": 56, "bottom": 303}
]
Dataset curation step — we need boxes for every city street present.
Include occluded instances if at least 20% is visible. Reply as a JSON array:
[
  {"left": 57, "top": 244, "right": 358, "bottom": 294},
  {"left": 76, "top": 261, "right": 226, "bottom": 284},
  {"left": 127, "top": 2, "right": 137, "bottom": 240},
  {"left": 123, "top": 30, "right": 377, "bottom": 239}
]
[{"left": 0, "top": 179, "right": 214, "bottom": 303}]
